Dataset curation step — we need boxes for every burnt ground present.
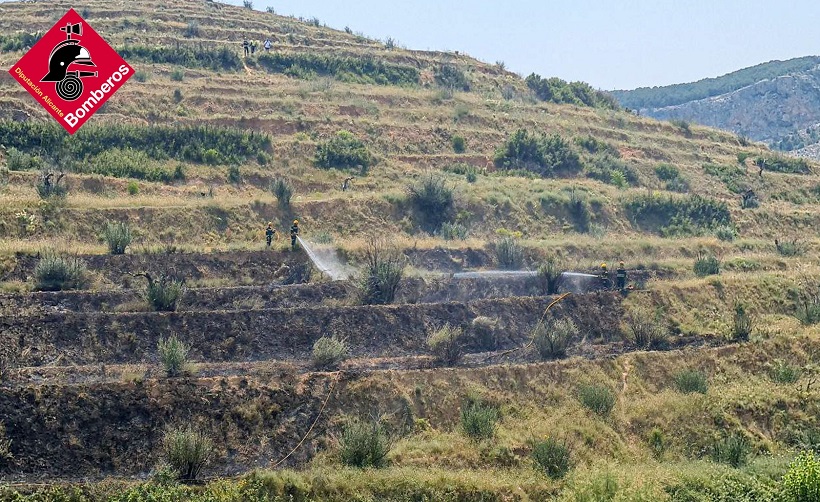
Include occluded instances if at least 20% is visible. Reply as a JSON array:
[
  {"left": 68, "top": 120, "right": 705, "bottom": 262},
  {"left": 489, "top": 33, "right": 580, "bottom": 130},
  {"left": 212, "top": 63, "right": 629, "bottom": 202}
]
[{"left": 0, "top": 247, "right": 683, "bottom": 482}]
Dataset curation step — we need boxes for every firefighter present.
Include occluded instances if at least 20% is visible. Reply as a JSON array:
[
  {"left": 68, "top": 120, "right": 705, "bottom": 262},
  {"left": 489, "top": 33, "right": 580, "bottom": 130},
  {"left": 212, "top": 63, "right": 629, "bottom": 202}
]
[
  {"left": 290, "top": 219, "right": 300, "bottom": 249},
  {"left": 265, "top": 222, "right": 276, "bottom": 247},
  {"left": 599, "top": 263, "right": 611, "bottom": 289},
  {"left": 616, "top": 261, "right": 627, "bottom": 290}
]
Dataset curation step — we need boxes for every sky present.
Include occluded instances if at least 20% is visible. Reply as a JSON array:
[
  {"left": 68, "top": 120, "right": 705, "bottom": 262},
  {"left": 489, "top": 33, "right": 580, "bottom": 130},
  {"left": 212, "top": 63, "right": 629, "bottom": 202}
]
[{"left": 219, "top": 0, "right": 820, "bottom": 90}]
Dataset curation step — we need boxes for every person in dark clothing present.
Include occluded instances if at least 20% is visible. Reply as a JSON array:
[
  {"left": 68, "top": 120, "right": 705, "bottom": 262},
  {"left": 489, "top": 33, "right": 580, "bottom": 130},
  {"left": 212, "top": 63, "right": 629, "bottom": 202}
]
[
  {"left": 265, "top": 222, "right": 276, "bottom": 247},
  {"left": 290, "top": 220, "right": 300, "bottom": 249},
  {"left": 250, "top": 42, "right": 256, "bottom": 55},
  {"left": 599, "top": 263, "right": 611, "bottom": 290},
  {"left": 242, "top": 39, "right": 250, "bottom": 56},
  {"left": 342, "top": 176, "right": 354, "bottom": 191},
  {"left": 616, "top": 261, "right": 627, "bottom": 290}
]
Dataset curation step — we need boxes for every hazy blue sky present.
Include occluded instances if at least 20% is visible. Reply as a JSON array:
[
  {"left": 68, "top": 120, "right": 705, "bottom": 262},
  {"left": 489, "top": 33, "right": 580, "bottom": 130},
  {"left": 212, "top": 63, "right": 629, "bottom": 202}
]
[{"left": 223, "top": 0, "right": 820, "bottom": 90}]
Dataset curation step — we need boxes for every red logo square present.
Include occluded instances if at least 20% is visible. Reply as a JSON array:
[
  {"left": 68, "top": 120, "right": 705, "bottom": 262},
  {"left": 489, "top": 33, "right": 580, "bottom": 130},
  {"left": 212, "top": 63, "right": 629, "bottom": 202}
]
[{"left": 8, "top": 8, "right": 133, "bottom": 135}]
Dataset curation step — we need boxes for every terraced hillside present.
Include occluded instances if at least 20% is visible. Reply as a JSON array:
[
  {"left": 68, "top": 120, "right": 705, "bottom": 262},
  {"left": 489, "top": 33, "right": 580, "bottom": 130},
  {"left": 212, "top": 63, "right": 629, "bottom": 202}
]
[{"left": 1, "top": 0, "right": 820, "bottom": 500}]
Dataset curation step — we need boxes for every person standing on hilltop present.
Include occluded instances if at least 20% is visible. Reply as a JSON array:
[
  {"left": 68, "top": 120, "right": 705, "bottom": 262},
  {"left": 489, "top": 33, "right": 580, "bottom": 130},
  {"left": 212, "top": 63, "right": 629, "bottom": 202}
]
[
  {"left": 290, "top": 220, "right": 300, "bottom": 250},
  {"left": 242, "top": 38, "right": 250, "bottom": 56}
]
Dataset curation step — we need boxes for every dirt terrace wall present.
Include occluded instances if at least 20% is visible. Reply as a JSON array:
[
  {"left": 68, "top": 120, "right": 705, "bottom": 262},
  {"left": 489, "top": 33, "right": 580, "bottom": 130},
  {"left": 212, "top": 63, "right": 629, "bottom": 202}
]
[
  {"left": 0, "top": 282, "right": 350, "bottom": 314},
  {"left": 2, "top": 250, "right": 305, "bottom": 285},
  {"left": 0, "top": 373, "right": 337, "bottom": 479},
  {"left": 0, "top": 293, "right": 624, "bottom": 367}
]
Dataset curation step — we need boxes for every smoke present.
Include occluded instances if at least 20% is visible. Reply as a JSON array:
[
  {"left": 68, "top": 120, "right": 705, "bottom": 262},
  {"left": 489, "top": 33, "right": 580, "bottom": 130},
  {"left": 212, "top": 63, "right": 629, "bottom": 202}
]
[{"left": 297, "top": 237, "right": 356, "bottom": 281}]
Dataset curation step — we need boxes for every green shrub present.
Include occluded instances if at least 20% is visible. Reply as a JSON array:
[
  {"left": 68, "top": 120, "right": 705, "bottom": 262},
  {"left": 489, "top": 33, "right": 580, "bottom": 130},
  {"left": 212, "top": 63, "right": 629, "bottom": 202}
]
[
  {"left": 311, "top": 335, "right": 349, "bottom": 369},
  {"left": 184, "top": 21, "right": 200, "bottom": 38},
  {"left": 577, "top": 384, "right": 616, "bottom": 417},
  {"left": 438, "top": 222, "right": 468, "bottom": 240},
  {"left": 495, "top": 237, "right": 523, "bottom": 270},
  {"left": 655, "top": 163, "right": 680, "bottom": 180},
  {"left": 315, "top": 130, "right": 373, "bottom": 172},
  {"left": 537, "top": 256, "right": 564, "bottom": 295},
  {"left": 776, "top": 238, "right": 804, "bottom": 257},
  {"left": 469, "top": 316, "right": 497, "bottom": 351},
  {"left": 157, "top": 335, "right": 190, "bottom": 377},
  {"left": 575, "top": 135, "right": 619, "bottom": 155},
  {"left": 671, "top": 119, "right": 691, "bottom": 135},
  {"left": 358, "top": 238, "right": 404, "bottom": 305},
  {"left": 134, "top": 70, "right": 149, "bottom": 82},
  {"left": 118, "top": 45, "right": 242, "bottom": 72},
  {"left": 78, "top": 148, "right": 174, "bottom": 182},
  {"left": 673, "top": 369, "right": 708, "bottom": 394},
  {"left": 171, "top": 69, "right": 185, "bottom": 82},
  {"left": 427, "top": 324, "right": 465, "bottom": 365},
  {"left": 711, "top": 434, "right": 751, "bottom": 468},
  {"left": 252, "top": 52, "right": 418, "bottom": 86},
  {"left": 694, "top": 253, "right": 721, "bottom": 277},
  {"left": 407, "top": 175, "right": 454, "bottom": 232},
  {"left": 526, "top": 73, "right": 618, "bottom": 109},
  {"left": 271, "top": 178, "right": 293, "bottom": 208},
  {"left": 339, "top": 420, "right": 390, "bottom": 468},
  {"left": 624, "top": 193, "right": 731, "bottom": 236},
  {"left": 796, "top": 294, "right": 820, "bottom": 325},
  {"left": 127, "top": 181, "right": 139, "bottom": 195},
  {"left": 102, "top": 221, "right": 132, "bottom": 255},
  {"left": 730, "top": 302, "right": 753, "bottom": 342},
  {"left": 5, "top": 147, "right": 43, "bottom": 171},
  {"left": 770, "top": 360, "right": 801, "bottom": 384},
  {"left": 173, "top": 164, "right": 185, "bottom": 181},
  {"left": 783, "top": 451, "right": 820, "bottom": 501},
  {"left": 435, "top": 64, "right": 470, "bottom": 91},
  {"left": 451, "top": 135, "right": 466, "bottom": 153},
  {"left": 162, "top": 425, "right": 213, "bottom": 481},
  {"left": 585, "top": 153, "right": 639, "bottom": 187},
  {"left": 173, "top": 89, "right": 183, "bottom": 102},
  {"left": 227, "top": 165, "right": 241, "bottom": 184},
  {"left": 714, "top": 225, "right": 737, "bottom": 241},
  {"left": 648, "top": 428, "right": 666, "bottom": 459},
  {"left": 757, "top": 154, "right": 811, "bottom": 174},
  {"left": 566, "top": 188, "right": 592, "bottom": 233},
  {"left": 494, "top": 129, "right": 582, "bottom": 178},
  {"left": 621, "top": 305, "right": 669, "bottom": 349},
  {"left": 140, "top": 273, "right": 185, "bottom": 311},
  {"left": 533, "top": 318, "right": 578, "bottom": 360},
  {"left": 461, "top": 402, "right": 499, "bottom": 440},
  {"left": 33, "top": 252, "right": 89, "bottom": 291},
  {"left": 313, "top": 231, "right": 334, "bottom": 244},
  {"left": 532, "top": 437, "right": 571, "bottom": 479}
]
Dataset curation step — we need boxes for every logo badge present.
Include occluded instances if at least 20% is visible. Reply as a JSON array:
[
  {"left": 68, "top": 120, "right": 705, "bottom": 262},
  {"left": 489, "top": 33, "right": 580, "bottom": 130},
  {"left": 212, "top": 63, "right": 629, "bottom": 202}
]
[{"left": 9, "top": 9, "right": 133, "bottom": 134}]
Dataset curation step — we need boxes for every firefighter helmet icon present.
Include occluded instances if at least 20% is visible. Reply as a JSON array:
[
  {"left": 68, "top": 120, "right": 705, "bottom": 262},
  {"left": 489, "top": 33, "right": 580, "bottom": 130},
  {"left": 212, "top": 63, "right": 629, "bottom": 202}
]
[{"left": 41, "top": 22, "right": 97, "bottom": 101}]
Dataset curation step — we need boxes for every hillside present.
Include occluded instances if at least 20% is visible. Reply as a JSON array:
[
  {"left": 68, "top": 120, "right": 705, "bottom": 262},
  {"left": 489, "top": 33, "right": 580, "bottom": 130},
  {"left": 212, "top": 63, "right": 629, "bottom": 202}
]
[
  {"left": 613, "top": 57, "right": 820, "bottom": 157},
  {"left": 1, "top": 0, "right": 820, "bottom": 500}
]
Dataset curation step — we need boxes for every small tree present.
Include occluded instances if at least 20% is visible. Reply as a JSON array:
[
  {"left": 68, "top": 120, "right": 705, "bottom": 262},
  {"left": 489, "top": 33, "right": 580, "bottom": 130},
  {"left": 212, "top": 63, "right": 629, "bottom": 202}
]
[
  {"left": 271, "top": 178, "right": 293, "bottom": 209},
  {"left": 577, "top": 384, "right": 615, "bottom": 417},
  {"left": 102, "top": 221, "right": 132, "bottom": 255},
  {"left": 163, "top": 425, "right": 213, "bottom": 481},
  {"left": 533, "top": 318, "right": 579, "bottom": 360},
  {"left": 711, "top": 434, "right": 751, "bottom": 468},
  {"left": 358, "top": 237, "right": 404, "bottom": 305},
  {"left": 312, "top": 335, "right": 349, "bottom": 369},
  {"left": 407, "top": 175, "right": 454, "bottom": 232},
  {"left": 339, "top": 420, "right": 390, "bottom": 468},
  {"left": 451, "top": 135, "right": 466, "bottom": 153},
  {"left": 427, "top": 324, "right": 466, "bottom": 365},
  {"left": 157, "top": 335, "right": 190, "bottom": 377},
  {"left": 36, "top": 169, "right": 67, "bottom": 198},
  {"left": 693, "top": 252, "right": 720, "bottom": 277},
  {"left": 673, "top": 369, "right": 708, "bottom": 394}
]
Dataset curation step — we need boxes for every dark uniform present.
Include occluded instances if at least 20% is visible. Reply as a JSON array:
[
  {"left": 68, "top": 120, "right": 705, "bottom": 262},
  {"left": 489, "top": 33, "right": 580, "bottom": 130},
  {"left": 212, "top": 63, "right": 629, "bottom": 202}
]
[
  {"left": 616, "top": 263, "right": 627, "bottom": 290},
  {"left": 290, "top": 221, "right": 299, "bottom": 249},
  {"left": 265, "top": 224, "right": 275, "bottom": 247},
  {"left": 599, "top": 264, "right": 610, "bottom": 290},
  {"left": 242, "top": 39, "right": 249, "bottom": 56}
]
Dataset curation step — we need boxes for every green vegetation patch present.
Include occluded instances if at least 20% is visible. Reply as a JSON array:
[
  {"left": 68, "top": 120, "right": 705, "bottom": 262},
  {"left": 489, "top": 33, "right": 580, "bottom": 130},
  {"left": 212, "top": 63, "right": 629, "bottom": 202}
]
[
  {"left": 252, "top": 52, "right": 418, "bottom": 86},
  {"left": 117, "top": 45, "right": 242, "bottom": 71},
  {"left": 526, "top": 74, "right": 618, "bottom": 109},
  {"left": 624, "top": 193, "right": 731, "bottom": 236}
]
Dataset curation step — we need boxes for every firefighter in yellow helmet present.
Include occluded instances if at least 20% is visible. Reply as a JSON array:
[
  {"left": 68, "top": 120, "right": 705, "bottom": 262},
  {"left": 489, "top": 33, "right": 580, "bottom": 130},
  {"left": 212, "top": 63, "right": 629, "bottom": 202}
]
[
  {"left": 290, "top": 219, "right": 300, "bottom": 249},
  {"left": 265, "top": 222, "right": 276, "bottom": 248},
  {"left": 599, "top": 263, "right": 611, "bottom": 290}
]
